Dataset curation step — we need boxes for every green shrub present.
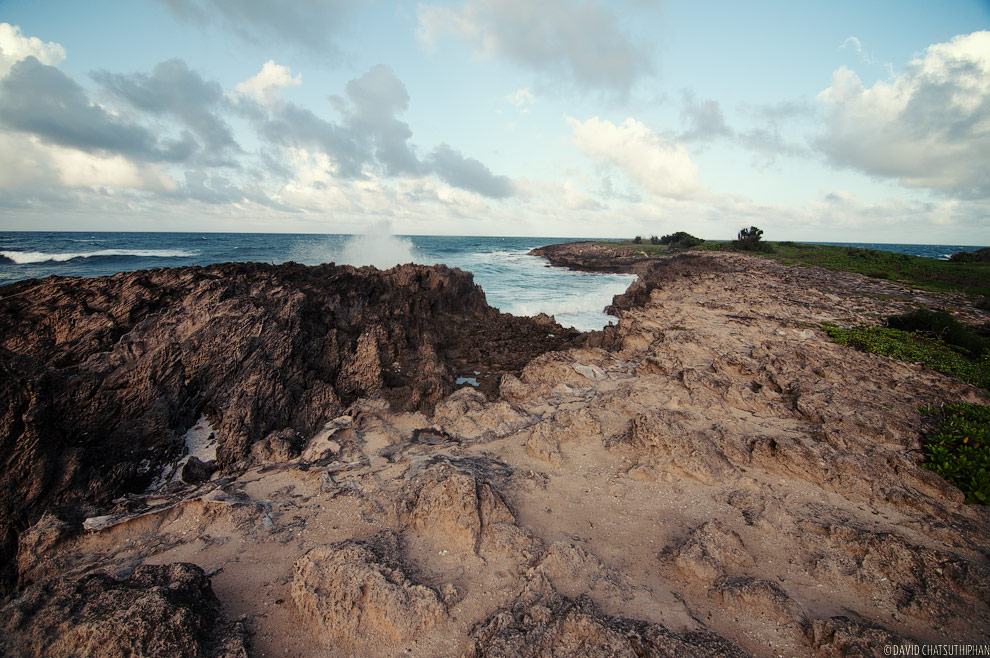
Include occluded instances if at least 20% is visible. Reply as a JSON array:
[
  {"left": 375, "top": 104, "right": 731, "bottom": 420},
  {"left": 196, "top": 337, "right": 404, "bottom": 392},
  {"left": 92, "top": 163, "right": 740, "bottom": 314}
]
[
  {"left": 949, "top": 247, "right": 990, "bottom": 263},
  {"left": 886, "top": 309, "right": 990, "bottom": 360},
  {"left": 660, "top": 231, "right": 705, "bottom": 249},
  {"left": 733, "top": 226, "right": 774, "bottom": 252},
  {"left": 649, "top": 235, "right": 660, "bottom": 245},
  {"left": 821, "top": 323, "right": 990, "bottom": 389},
  {"left": 633, "top": 235, "right": 643, "bottom": 244},
  {"left": 920, "top": 403, "right": 990, "bottom": 504}
]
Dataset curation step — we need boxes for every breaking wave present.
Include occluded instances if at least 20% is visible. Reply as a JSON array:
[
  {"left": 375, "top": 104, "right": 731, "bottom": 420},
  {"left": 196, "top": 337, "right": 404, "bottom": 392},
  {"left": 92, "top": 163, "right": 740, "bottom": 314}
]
[{"left": 0, "top": 249, "right": 199, "bottom": 264}]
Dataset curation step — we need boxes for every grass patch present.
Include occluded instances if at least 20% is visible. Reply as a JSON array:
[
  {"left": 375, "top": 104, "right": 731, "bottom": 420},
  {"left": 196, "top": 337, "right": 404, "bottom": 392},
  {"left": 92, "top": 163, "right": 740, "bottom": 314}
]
[
  {"left": 604, "top": 241, "right": 670, "bottom": 255},
  {"left": 920, "top": 403, "right": 990, "bottom": 504},
  {"left": 697, "top": 241, "right": 990, "bottom": 298},
  {"left": 821, "top": 323, "right": 990, "bottom": 389}
]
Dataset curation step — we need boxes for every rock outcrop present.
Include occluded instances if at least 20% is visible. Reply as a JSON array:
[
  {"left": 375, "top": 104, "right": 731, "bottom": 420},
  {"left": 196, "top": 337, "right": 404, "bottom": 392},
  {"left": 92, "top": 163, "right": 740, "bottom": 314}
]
[
  {"left": 292, "top": 531, "right": 447, "bottom": 651},
  {"left": 0, "top": 563, "right": 246, "bottom": 658},
  {"left": 0, "top": 261, "right": 578, "bottom": 593},
  {"left": 2, "top": 244, "right": 989, "bottom": 657}
]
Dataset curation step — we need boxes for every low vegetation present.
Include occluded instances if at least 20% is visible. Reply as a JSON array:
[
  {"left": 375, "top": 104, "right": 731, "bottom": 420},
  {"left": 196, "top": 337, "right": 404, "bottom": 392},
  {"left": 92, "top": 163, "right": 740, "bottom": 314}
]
[
  {"left": 949, "top": 247, "right": 990, "bottom": 263},
  {"left": 920, "top": 403, "right": 990, "bottom": 504},
  {"left": 696, "top": 241, "right": 990, "bottom": 299},
  {"left": 821, "top": 322, "right": 990, "bottom": 390},
  {"left": 733, "top": 226, "right": 773, "bottom": 252},
  {"left": 822, "top": 311, "right": 989, "bottom": 503},
  {"left": 660, "top": 231, "right": 705, "bottom": 249}
]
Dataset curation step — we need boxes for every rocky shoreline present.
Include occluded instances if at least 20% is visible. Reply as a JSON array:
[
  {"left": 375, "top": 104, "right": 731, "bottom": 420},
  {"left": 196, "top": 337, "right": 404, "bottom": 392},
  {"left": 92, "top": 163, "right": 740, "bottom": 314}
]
[{"left": 2, "top": 245, "right": 989, "bottom": 657}]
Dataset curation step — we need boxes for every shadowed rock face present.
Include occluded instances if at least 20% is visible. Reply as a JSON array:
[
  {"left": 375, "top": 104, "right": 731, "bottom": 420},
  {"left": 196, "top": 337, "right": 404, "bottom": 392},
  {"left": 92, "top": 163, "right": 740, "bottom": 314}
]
[
  {"left": 0, "top": 261, "right": 579, "bottom": 593},
  {"left": 0, "top": 562, "right": 247, "bottom": 658}
]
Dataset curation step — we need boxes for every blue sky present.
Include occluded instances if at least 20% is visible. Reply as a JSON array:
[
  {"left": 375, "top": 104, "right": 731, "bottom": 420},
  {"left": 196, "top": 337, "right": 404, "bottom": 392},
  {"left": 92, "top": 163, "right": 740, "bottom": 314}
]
[{"left": 0, "top": 0, "right": 987, "bottom": 243}]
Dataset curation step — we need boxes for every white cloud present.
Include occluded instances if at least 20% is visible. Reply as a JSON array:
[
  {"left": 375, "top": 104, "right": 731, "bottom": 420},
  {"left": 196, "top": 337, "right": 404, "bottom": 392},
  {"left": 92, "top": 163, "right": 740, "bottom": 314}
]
[
  {"left": 0, "top": 132, "right": 177, "bottom": 192},
  {"left": 417, "top": 0, "right": 652, "bottom": 95},
  {"left": 566, "top": 115, "right": 702, "bottom": 200},
  {"left": 840, "top": 36, "right": 862, "bottom": 53},
  {"left": 816, "top": 30, "right": 990, "bottom": 199},
  {"left": 504, "top": 88, "right": 535, "bottom": 107},
  {"left": 155, "top": 0, "right": 359, "bottom": 52},
  {"left": 0, "top": 23, "right": 65, "bottom": 79},
  {"left": 234, "top": 60, "right": 301, "bottom": 105}
]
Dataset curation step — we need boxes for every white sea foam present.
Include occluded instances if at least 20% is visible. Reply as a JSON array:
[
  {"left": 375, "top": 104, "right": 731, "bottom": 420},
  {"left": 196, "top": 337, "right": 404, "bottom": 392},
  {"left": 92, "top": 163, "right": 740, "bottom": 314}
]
[
  {"left": 495, "top": 270, "right": 635, "bottom": 332},
  {"left": 0, "top": 249, "right": 198, "bottom": 264},
  {"left": 336, "top": 221, "right": 418, "bottom": 269}
]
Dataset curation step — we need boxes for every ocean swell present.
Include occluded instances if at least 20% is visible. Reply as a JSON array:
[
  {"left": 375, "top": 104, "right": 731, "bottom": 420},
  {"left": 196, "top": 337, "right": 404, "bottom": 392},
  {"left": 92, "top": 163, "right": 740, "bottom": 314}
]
[{"left": 0, "top": 249, "right": 199, "bottom": 264}]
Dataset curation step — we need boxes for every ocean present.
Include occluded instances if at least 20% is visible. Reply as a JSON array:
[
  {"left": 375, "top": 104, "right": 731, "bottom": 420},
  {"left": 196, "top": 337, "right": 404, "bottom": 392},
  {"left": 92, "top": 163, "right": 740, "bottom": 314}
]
[{"left": 1, "top": 232, "right": 986, "bottom": 332}]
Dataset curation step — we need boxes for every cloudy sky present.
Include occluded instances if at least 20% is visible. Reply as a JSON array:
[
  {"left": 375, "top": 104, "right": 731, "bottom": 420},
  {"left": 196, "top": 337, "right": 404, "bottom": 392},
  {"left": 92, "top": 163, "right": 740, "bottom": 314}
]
[{"left": 0, "top": 1, "right": 988, "bottom": 243}]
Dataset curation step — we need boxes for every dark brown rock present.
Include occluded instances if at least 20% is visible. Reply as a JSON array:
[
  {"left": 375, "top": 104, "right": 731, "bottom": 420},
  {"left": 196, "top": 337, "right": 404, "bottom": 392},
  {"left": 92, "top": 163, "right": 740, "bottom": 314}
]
[
  {"left": 0, "top": 261, "right": 579, "bottom": 593},
  {"left": 0, "top": 562, "right": 247, "bottom": 658},
  {"left": 180, "top": 456, "right": 216, "bottom": 484}
]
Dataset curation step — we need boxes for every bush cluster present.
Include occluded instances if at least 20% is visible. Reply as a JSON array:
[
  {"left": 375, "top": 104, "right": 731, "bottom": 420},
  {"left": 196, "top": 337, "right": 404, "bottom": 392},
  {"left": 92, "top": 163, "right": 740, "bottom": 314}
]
[
  {"left": 660, "top": 231, "right": 704, "bottom": 249},
  {"left": 733, "top": 226, "right": 774, "bottom": 252},
  {"left": 921, "top": 403, "right": 990, "bottom": 504},
  {"left": 886, "top": 309, "right": 990, "bottom": 360},
  {"left": 821, "top": 322, "right": 990, "bottom": 390},
  {"left": 949, "top": 247, "right": 990, "bottom": 263},
  {"left": 824, "top": 311, "right": 990, "bottom": 504}
]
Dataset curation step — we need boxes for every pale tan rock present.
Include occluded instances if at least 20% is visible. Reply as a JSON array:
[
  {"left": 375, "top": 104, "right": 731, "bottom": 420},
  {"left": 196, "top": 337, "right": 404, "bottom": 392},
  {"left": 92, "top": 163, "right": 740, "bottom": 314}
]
[
  {"left": 291, "top": 531, "right": 446, "bottom": 649},
  {"left": 403, "top": 462, "right": 518, "bottom": 555}
]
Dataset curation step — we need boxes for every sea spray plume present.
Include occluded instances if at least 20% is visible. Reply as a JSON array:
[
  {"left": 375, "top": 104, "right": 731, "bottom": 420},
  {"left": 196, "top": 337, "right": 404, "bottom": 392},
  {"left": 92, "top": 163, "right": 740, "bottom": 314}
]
[{"left": 338, "top": 221, "right": 418, "bottom": 269}]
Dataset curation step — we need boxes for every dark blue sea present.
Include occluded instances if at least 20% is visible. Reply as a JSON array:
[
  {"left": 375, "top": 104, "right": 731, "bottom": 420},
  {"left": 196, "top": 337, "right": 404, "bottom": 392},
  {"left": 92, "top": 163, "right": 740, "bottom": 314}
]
[{"left": 1, "top": 232, "right": 985, "bottom": 331}]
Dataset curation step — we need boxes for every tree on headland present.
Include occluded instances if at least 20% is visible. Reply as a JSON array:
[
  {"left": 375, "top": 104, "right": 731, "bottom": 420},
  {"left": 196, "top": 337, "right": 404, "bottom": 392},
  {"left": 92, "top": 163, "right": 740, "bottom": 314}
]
[
  {"left": 660, "top": 232, "right": 704, "bottom": 249},
  {"left": 633, "top": 235, "right": 643, "bottom": 244},
  {"left": 734, "top": 226, "right": 770, "bottom": 251}
]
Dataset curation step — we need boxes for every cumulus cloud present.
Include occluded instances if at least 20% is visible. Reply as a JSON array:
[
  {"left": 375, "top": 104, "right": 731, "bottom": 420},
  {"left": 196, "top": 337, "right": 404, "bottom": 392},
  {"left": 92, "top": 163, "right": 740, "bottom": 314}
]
[
  {"left": 0, "top": 131, "right": 177, "bottom": 193},
  {"left": 678, "top": 92, "right": 733, "bottom": 142},
  {"left": 816, "top": 30, "right": 990, "bottom": 198},
  {"left": 0, "top": 25, "right": 516, "bottom": 223},
  {"left": 0, "top": 22, "right": 65, "bottom": 78},
  {"left": 233, "top": 60, "right": 301, "bottom": 105},
  {"left": 418, "top": 0, "right": 652, "bottom": 95},
  {"left": 94, "top": 59, "right": 239, "bottom": 164},
  {"left": 427, "top": 144, "right": 513, "bottom": 198},
  {"left": 332, "top": 64, "right": 421, "bottom": 177},
  {"left": 567, "top": 115, "right": 702, "bottom": 200},
  {"left": 0, "top": 57, "right": 195, "bottom": 162},
  {"left": 155, "top": 0, "right": 359, "bottom": 51},
  {"left": 241, "top": 63, "right": 513, "bottom": 197},
  {"left": 247, "top": 64, "right": 416, "bottom": 179}
]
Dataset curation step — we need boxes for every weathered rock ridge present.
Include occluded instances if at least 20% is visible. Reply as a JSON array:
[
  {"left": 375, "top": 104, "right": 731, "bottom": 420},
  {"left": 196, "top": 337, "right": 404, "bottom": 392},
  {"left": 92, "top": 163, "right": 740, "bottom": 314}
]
[
  {"left": 0, "top": 261, "right": 578, "bottom": 593},
  {"left": 2, "top": 245, "right": 990, "bottom": 657}
]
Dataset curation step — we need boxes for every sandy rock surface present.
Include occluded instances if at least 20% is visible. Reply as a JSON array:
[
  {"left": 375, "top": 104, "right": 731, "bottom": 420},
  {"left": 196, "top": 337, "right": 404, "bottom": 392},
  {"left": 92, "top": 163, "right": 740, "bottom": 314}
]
[{"left": 2, "top": 246, "right": 989, "bottom": 656}]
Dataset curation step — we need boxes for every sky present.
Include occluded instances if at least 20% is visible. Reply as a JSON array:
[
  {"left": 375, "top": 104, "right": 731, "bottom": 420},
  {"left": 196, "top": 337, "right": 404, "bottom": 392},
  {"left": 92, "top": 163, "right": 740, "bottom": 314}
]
[{"left": 0, "top": 1, "right": 988, "bottom": 243}]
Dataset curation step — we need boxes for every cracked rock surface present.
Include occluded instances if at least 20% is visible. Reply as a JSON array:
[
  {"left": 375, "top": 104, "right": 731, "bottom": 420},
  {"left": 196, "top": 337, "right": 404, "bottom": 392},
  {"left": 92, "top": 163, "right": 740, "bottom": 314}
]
[{"left": 1, "top": 246, "right": 988, "bottom": 656}]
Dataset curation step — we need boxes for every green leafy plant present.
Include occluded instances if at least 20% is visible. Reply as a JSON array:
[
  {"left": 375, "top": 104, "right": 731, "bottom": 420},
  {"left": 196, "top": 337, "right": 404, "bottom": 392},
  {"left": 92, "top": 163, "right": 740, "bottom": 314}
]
[
  {"left": 821, "top": 322, "right": 990, "bottom": 389},
  {"left": 694, "top": 241, "right": 990, "bottom": 298},
  {"left": 920, "top": 403, "right": 990, "bottom": 504},
  {"left": 733, "top": 226, "right": 773, "bottom": 252},
  {"left": 660, "top": 231, "right": 705, "bottom": 249},
  {"left": 886, "top": 308, "right": 990, "bottom": 360}
]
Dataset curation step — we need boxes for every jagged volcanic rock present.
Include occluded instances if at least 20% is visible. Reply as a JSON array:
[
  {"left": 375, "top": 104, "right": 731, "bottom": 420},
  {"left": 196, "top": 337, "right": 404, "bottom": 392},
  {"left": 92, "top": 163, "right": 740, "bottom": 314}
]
[
  {"left": 0, "top": 562, "right": 247, "bottom": 658},
  {"left": 0, "top": 261, "right": 579, "bottom": 593}
]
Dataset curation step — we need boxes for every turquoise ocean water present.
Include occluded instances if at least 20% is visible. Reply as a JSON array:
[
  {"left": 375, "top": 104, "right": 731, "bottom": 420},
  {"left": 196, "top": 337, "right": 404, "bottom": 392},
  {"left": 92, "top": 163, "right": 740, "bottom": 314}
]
[{"left": 1, "top": 232, "right": 986, "bottom": 331}]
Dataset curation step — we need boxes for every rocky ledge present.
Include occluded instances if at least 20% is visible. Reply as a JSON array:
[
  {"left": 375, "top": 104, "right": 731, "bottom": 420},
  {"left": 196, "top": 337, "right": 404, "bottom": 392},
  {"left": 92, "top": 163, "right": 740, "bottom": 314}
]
[
  {"left": 0, "top": 261, "right": 578, "bottom": 595},
  {"left": 2, "top": 248, "right": 989, "bottom": 657}
]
